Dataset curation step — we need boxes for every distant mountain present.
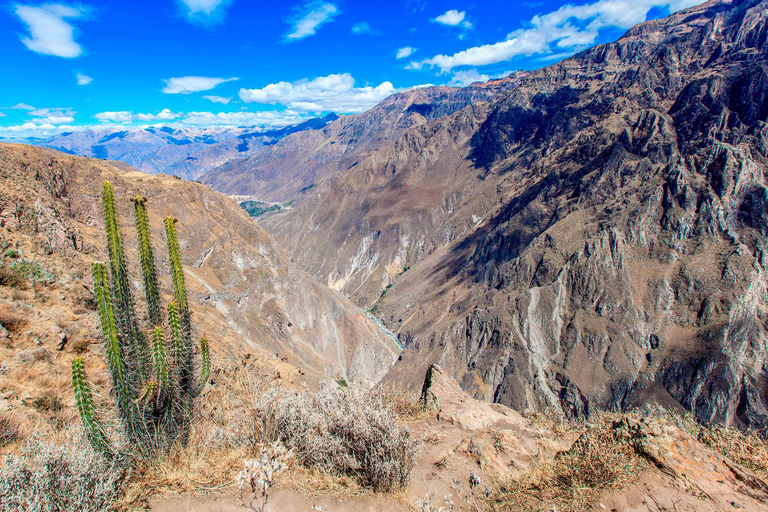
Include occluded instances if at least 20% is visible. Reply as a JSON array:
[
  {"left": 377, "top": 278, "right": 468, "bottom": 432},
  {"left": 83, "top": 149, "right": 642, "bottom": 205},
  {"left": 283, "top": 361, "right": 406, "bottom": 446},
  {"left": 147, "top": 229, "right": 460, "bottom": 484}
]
[
  {"left": 16, "top": 115, "right": 338, "bottom": 181},
  {"left": 218, "top": 0, "right": 768, "bottom": 430}
]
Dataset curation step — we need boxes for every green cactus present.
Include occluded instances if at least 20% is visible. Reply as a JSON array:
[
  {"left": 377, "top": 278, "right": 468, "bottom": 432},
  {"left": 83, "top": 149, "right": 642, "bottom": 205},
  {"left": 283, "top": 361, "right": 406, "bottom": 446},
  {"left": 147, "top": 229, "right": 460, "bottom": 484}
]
[
  {"left": 72, "top": 357, "right": 112, "bottom": 456},
  {"left": 134, "top": 195, "right": 162, "bottom": 327},
  {"left": 92, "top": 262, "right": 132, "bottom": 422},
  {"left": 73, "top": 182, "right": 211, "bottom": 456},
  {"left": 199, "top": 335, "right": 210, "bottom": 389},
  {"left": 102, "top": 182, "right": 142, "bottom": 355},
  {"left": 151, "top": 326, "right": 169, "bottom": 397}
]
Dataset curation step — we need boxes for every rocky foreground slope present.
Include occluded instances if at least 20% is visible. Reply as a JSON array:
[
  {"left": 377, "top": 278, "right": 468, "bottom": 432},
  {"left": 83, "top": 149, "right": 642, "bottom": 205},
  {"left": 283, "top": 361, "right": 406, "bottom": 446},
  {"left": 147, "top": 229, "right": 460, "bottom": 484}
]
[
  {"left": 232, "top": 0, "right": 768, "bottom": 429},
  {"left": 0, "top": 143, "right": 400, "bottom": 392}
]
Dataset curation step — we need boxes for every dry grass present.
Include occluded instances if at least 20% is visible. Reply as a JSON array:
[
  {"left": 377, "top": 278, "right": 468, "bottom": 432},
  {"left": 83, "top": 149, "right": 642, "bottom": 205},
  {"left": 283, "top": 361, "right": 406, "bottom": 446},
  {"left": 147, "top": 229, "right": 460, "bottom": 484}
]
[
  {"left": 370, "top": 384, "right": 426, "bottom": 421},
  {"left": 488, "top": 413, "right": 647, "bottom": 512},
  {"left": 0, "top": 413, "right": 20, "bottom": 447},
  {"left": 0, "top": 304, "right": 25, "bottom": 333},
  {"left": 661, "top": 410, "right": 768, "bottom": 480}
]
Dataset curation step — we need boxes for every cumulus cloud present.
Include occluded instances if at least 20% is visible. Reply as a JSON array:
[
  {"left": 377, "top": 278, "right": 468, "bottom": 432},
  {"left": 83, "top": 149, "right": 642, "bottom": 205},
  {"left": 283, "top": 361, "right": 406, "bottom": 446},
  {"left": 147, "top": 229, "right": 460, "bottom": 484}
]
[
  {"left": 396, "top": 46, "right": 416, "bottom": 59},
  {"left": 94, "top": 111, "right": 133, "bottom": 123},
  {"left": 181, "top": 110, "right": 307, "bottom": 127},
  {"left": 137, "top": 109, "right": 181, "bottom": 121},
  {"left": 0, "top": 122, "right": 76, "bottom": 139},
  {"left": 351, "top": 22, "right": 378, "bottom": 35},
  {"left": 448, "top": 69, "right": 511, "bottom": 87},
  {"left": 203, "top": 95, "right": 232, "bottom": 104},
  {"left": 13, "top": 3, "right": 90, "bottom": 58},
  {"left": 239, "top": 73, "right": 395, "bottom": 113},
  {"left": 94, "top": 109, "right": 180, "bottom": 123},
  {"left": 411, "top": 0, "right": 701, "bottom": 72},
  {"left": 433, "top": 9, "right": 473, "bottom": 29},
  {"left": 162, "top": 76, "right": 239, "bottom": 94},
  {"left": 285, "top": 1, "right": 339, "bottom": 41},
  {"left": 76, "top": 72, "right": 92, "bottom": 85},
  {"left": 177, "top": 0, "right": 234, "bottom": 26}
]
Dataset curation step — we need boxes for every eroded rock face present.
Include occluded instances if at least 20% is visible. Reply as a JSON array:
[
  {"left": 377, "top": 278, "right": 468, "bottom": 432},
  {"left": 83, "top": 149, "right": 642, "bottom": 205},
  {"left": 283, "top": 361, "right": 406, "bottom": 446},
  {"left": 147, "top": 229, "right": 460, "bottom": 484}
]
[{"left": 255, "top": 0, "right": 768, "bottom": 427}]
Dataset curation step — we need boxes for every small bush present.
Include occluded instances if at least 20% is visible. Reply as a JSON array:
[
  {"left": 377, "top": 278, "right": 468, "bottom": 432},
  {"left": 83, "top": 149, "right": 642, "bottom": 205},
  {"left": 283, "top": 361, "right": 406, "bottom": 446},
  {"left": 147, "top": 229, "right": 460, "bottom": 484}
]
[
  {"left": 251, "top": 385, "right": 419, "bottom": 492},
  {"left": 0, "top": 264, "right": 25, "bottom": 288},
  {"left": 489, "top": 413, "right": 646, "bottom": 512},
  {"left": 0, "top": 413, "right": 20, "bottom": 447},
  {"left": 0, "top": 438, "right": 128, "bottom": 512},
  {"left": 0, "top": 305, "right": 25, "bottom": 333}
]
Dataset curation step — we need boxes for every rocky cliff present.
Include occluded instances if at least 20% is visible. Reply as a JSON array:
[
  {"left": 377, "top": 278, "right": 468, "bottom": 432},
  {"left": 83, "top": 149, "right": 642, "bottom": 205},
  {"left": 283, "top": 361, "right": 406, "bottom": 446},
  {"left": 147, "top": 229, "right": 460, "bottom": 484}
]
[{"left": 248, "top": 0, "right": 768, "bottom": 428}]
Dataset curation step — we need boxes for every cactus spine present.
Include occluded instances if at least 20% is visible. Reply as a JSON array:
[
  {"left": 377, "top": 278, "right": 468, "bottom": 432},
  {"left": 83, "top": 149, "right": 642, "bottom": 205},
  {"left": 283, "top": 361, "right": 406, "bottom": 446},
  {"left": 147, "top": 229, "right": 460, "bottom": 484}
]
[{"left": 73, "top": 181, "right": 210, "bottom": 456}]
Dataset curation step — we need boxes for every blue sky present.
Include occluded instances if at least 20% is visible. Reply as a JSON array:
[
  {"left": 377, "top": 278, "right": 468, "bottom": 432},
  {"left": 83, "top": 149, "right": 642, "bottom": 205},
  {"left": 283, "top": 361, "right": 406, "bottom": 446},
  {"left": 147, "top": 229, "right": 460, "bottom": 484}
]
[{"left": 0, "top": 0, "right": 702, "bottom": 137}]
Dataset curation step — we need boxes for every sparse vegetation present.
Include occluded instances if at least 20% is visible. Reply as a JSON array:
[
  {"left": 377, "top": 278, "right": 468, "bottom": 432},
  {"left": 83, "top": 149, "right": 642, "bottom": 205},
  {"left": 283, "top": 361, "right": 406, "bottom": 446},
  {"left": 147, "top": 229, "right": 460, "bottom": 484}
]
[
  {"left": 247, "top": 384, "right": 419, "bottom": 492},
  {"left": 488, "top": 413, "right": 647, "bottom": 512},
  {"left": 0, "top": 413, "right": 20, "bottom": 447},
  {"left": 0, "top": 438, "right": 128, "bottom": 512},
  {"left": 71, "top": 182, "right": 210, "bottom": 457},
  {"left": 660, "top": 409, "right": 768, "bottom": 480},
  {"left": 0, "top": 304, "right": 25, "bottom": 333}
]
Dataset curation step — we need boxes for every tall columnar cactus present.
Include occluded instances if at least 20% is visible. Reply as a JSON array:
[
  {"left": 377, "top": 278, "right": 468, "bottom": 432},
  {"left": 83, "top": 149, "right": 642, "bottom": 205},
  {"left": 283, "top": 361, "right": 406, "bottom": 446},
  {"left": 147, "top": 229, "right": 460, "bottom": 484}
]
[
  {"left": 73, "top": 181, "right": 211, "bottom": 455},
  {"left": 134, "top": 196, "right": 162, "bottom": 327}
]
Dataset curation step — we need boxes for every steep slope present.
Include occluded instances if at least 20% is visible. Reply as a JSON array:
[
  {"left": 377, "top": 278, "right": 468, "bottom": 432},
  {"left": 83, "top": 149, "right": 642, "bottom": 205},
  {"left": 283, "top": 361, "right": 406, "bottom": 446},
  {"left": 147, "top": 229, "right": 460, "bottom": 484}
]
[
  {"left": 263, "top": 0, "right": 768, "bottom": 428},
  {"left": 0, "top": 143, "right": 400, "bottom": 388},
  {"left": 201, "top": 83, "right": 509, "bottom": 202}
]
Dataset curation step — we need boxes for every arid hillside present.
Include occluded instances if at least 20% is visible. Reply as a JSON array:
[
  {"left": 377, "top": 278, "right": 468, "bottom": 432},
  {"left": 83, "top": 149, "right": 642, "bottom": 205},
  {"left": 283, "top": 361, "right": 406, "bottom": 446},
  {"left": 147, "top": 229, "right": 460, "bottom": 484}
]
[{"left": 0, "top": 142, "right": 401, "bottom": 402}]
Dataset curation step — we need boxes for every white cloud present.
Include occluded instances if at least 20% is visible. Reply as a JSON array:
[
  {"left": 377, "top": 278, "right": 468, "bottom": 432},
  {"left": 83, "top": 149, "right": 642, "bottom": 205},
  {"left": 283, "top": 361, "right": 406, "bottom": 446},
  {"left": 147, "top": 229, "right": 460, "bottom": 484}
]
[
  {"left": 8, "top": 103, "right": 35, "bottom": 110},
  {"left": 396, "top": 46, "right": 416, "bottom": 59},
  {"left": 162, "top": 76, "right": 239, "bottom": 94},
  {"left": 76, "top": 72, "right": 92, "bottom": 85},
  {"left": 433, "top": 9, "right": 473, "bottom": 29},
  {"left": 203, "top": 95, "right": 232, "bottom": 104},
  {"left": 94, "top": 111, "right": 134, "bottom": 123},
  {"left": 448, "top": 69, "right": 512, "bottom": 87},
  {"left": 239, "top": 73, "right": 395, "bottom": 113},
  {"left": 411, "top": 0, "right": 702, "bottom": 72},
  {"left": 137, "top": 109, "right": 180, "bottom": 121},
  {"left": 181, "top": 110, "right": 307, "bottom": 127},
  {"left": 351, "top": 22, "right": 377, "bottom": 35},
  {"left": 448, "top": 69, "right": 489, "bottom": 86},
  {"left": 0, "top": 113, "right": 6, "bottom": 117},
  {"left": 94, "top": 109, "right": 180, "bottom": 123},
  {"left": 0, "top": 122, "right": 75, "bottom": 139},
  {"left": 177, "top": 0, "right": 234, "bottom": 26},
  {"left": 286, "top": 1, "right": 339, "bottom": 41},
  {"left": 434, "top": 9, "right": 465, "bottom": 25},
  {"left": 13, "top": 3, "right": 89, "bottom": 58},
  {"left": 22, "top": 106, "right": 77, "bottom": 125}
]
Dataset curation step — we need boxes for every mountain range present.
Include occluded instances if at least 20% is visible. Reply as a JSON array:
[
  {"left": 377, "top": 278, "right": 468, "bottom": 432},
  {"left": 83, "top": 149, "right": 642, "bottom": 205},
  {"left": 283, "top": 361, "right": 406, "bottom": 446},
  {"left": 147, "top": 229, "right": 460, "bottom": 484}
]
[{"left": 9, "top": 0, "right": 768, "bottom": 430}]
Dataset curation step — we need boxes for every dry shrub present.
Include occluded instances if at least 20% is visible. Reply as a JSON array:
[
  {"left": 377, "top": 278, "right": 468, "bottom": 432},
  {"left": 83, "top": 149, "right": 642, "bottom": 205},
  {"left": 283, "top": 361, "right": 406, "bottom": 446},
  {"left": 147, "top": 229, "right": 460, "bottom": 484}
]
[
  {"left": 0, "top": 413, "right": 20, "bottom": 447},
  {"left": 0, "top": 438, "right": 129, "bottom": 512},
  {"left": 659, "top": 410, "right": 768, "bottom": 480},
  {"left": 0, "top": 305, "right": 25, "bottom": 333},
  {"left": 0, "top": 264, "right": 25, "bottom": 289},
  {"left": 489, "top": 413, "right": 646, "bottom": 512},
  {"left": 370, "top": 383, "right": 424, "bottom": 420},
  {"left": 697, "top": 424, "right": 768, "bottom": 479},
  {"left": 251, "top": 384, "right": 420, "bottom": 492}
]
